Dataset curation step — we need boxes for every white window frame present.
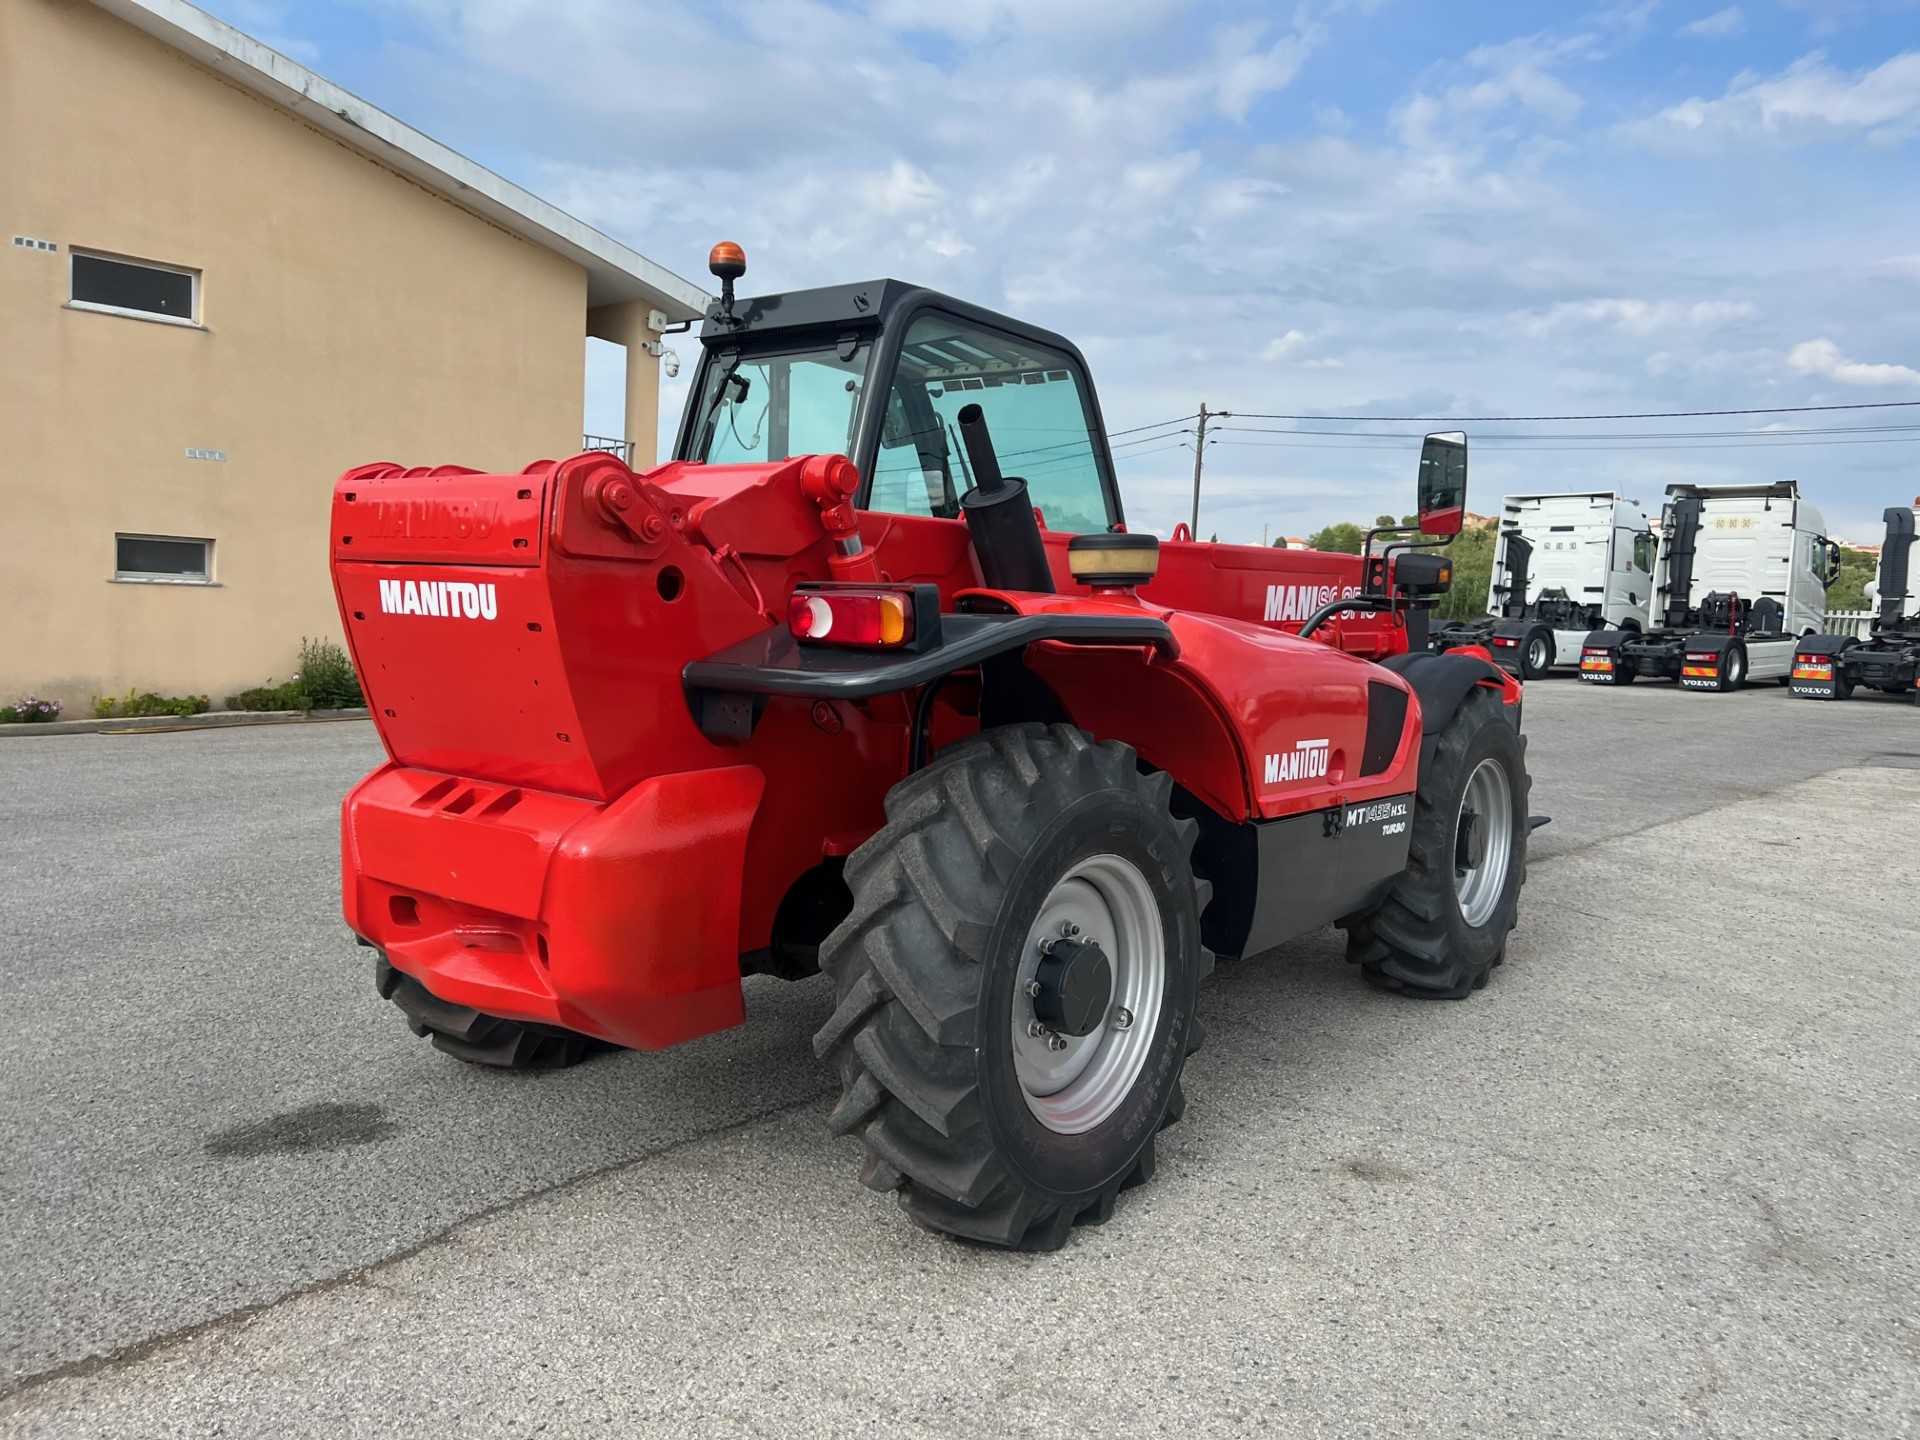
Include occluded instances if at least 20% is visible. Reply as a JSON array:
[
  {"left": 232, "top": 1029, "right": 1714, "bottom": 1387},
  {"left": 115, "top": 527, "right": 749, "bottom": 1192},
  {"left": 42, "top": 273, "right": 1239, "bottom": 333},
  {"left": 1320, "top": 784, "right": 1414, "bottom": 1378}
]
[
  {"left": 67, "top": 249, "right": 202, "bottom": 329},
  {"left": 112, "top": 533, "right": 216, "bottom": 586}
]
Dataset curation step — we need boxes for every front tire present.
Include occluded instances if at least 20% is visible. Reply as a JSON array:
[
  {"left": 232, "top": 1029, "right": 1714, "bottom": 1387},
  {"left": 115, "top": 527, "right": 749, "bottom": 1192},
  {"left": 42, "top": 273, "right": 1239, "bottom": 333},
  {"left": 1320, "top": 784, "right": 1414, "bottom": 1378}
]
[
  {"left": 1344, "top": 687, "right": 1529, "bottom": 998},
  {"left": 813, "top": 724, "right": 1210, "bottom": 1250}
]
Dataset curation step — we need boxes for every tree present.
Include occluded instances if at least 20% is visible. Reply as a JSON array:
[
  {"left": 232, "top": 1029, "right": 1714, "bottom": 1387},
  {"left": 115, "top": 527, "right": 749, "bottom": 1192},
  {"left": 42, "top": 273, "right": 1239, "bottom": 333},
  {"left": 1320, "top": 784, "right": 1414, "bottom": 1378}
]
[
  {"left": 1374, "top": 514, "right": 1397, "bottom": 528},
  {"left": 1307, "top": 522, "right": 1366, "bottom": 554},
  {"left": 1436, "top": 522, "right": 1496, "bottom": 620},
  {"left": 1827, "top": 548, "right": 1879, "bottom": 612}
]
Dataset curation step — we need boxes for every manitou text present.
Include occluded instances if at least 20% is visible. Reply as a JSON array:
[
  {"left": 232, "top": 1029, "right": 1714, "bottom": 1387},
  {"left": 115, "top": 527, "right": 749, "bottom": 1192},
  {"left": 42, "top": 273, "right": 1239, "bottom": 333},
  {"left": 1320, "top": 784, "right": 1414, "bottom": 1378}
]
[{"left": 377, "top": 579, "right": 499, "bottom": 620}]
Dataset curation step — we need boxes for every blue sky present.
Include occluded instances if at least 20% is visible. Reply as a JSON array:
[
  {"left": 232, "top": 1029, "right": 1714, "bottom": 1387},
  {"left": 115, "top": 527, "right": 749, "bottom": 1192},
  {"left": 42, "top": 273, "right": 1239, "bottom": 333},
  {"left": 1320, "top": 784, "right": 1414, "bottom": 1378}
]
[{"left": 207, "top": 0, "right": 1920, "bottom": 544}]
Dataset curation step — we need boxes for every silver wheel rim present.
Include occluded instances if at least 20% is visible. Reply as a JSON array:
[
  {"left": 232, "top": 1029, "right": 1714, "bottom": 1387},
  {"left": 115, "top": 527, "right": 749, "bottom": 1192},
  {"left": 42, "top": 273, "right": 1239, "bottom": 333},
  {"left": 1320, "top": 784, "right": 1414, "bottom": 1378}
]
[
  {"left": 1012, "top": 855, "right": 1166, "bottom": 1135},
  {"left": 1527, "top": 637, "right": 1550, "bottom": 673},
  {"left": 1454, "top": 758, "right": 1514, "bottom": 929},
  {"left": 1727, "top": 649, "right": 1744, "bottom": 686}
]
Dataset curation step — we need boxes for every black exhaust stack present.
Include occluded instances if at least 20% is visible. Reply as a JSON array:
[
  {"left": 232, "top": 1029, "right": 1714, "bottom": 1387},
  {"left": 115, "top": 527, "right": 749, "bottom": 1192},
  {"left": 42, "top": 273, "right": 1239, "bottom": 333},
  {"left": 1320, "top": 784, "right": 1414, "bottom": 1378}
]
[
  {"left": 1877, "top": 505, "right": 1916, "bottom": 633},
  {"left": 1497, "top": 528, "right": 1532, "bottom": 619},
  {"left": 1661, "top": 494, "right": 1703, "bottom": 628},
  {"left": 957, "top": 403, "right": 1055, "bottom": 593}
]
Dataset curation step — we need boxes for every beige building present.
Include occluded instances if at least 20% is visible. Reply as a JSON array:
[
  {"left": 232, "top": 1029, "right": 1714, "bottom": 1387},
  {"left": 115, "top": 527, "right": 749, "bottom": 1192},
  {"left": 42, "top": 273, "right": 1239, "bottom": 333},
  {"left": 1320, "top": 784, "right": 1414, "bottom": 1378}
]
[{"left": 1, "top": 0, "right": 706, "bottom": 712}]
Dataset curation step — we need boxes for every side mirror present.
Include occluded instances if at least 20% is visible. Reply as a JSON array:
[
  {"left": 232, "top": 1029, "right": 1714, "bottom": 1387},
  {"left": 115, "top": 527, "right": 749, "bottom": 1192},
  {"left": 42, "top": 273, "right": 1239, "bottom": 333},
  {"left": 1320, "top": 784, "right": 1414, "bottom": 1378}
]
[{"left": 1417, "top": 431, "right": 1467, "bottom": 537}]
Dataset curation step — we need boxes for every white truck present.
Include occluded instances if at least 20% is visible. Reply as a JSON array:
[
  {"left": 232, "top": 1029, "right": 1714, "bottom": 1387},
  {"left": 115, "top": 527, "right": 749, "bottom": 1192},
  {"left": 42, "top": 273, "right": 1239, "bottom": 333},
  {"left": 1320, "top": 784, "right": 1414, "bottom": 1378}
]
[
  {"left": 1580, "top": 481, "right": 1840, "bottom": 692},
  {"left": 1431, "top": 491, "right": 1655, "bottom": 678},
  {"left": 1790, "top": 502, "right": 1920, "bottom": 701}
]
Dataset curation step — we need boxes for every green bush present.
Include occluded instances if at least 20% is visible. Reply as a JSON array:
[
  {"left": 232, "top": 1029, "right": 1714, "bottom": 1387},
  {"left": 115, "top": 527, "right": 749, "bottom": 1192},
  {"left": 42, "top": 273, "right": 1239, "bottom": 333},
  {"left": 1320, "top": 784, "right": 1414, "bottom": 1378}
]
[
  {"left": 225, "top": 637, "right": 363, "bottom": 713},
  {"left": 92, "top": 690, "right": 211, "bottom": 719},
  {"left": 226, "top": 681, "right": 313, "bottom": 713},
  {"left": 297, "top": 636, "right": 363, "bottom": 709}
]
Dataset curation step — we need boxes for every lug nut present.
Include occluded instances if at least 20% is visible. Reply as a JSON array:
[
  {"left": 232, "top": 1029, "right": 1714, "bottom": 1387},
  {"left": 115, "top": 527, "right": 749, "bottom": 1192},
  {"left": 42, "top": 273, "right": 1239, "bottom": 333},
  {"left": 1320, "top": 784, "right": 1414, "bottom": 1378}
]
[
  {"left": 1060, "top": 920, "right": 1082, "bottom": 939},
  {"left": 1112, "top": 1006, "right": 1134, "bottom": 1031},
  {"left": 1026, "top": 1021, "right": 1049, "bottom": 1039},
  {"left": 1047, "top": 1033, "right": 1069, "bottom": 1053},
  {"left": 1025, "top": 980, "right": 1043, "bottom": 998}
]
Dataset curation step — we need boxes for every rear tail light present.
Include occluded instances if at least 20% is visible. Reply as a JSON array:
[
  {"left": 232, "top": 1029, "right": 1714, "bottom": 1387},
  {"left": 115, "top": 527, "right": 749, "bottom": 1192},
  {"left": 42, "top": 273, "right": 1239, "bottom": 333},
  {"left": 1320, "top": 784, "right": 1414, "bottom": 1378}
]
[
  {"left": 1492, "top": 635, "right": 1518, "bottom": 648},
  {"left": 1793, "top": 660, "right": 1832, "bottom": 681},
  {"left": 787, "top": 583, "right": 938, "bottom": 650}
]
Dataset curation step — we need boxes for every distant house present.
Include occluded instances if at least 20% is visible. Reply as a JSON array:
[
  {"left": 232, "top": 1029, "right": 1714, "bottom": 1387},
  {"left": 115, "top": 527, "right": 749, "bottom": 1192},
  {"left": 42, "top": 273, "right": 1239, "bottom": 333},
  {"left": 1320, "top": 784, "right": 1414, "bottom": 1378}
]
[
  {"left": 2, "top": 0, "right": 708, "bottom": 711},
  {"left": 1462, "top": 511, "right": 1500, "bottom": 529}
]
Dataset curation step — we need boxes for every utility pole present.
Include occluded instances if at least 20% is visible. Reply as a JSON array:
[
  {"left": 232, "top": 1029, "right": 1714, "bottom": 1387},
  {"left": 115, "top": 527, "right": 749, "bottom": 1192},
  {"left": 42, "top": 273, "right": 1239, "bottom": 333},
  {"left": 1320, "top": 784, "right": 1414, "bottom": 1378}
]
[{"left": 1188, "top": 403, "right": 1230, "bottom": 535}]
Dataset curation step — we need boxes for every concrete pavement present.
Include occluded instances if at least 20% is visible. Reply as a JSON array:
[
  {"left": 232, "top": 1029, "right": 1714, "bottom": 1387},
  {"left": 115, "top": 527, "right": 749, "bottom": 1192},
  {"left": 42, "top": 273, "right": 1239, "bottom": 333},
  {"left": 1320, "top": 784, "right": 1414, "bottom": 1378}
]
[{"left": 2, "top": 682, "right": 1916, "bottom": 1436}]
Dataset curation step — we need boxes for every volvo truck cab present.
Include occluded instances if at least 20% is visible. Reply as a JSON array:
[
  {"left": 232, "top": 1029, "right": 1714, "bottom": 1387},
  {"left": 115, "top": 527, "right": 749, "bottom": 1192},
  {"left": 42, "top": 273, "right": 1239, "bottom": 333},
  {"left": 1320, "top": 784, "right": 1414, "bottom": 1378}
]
[
  {"left": 1433, "top": 491, "right": 1654, "bottom": 678},
  {"left": 1791, "top": 501, "right": 1920, "bottom": 701},
  {"left": 1579, "top": 481, "right": 1839, "bottom": 692}
]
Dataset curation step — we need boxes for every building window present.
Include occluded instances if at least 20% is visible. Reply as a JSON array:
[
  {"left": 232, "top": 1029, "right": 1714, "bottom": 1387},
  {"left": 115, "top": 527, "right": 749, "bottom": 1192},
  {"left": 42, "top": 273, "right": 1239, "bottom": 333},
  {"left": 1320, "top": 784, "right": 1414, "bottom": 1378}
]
[
  {"left": 70, "top": 251, "right": 198, "bottom": 325},
  {"left": 115, "top": 534, "right": 213, "bottom": 583}
]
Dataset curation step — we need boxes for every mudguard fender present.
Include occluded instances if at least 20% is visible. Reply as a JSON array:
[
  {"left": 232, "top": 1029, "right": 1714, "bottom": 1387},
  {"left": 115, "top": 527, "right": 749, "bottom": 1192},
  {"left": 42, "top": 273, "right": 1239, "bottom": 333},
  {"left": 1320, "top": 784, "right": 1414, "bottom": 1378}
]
[{"left": 1378, "top": 649, "right": 1519, "bottom": 742}]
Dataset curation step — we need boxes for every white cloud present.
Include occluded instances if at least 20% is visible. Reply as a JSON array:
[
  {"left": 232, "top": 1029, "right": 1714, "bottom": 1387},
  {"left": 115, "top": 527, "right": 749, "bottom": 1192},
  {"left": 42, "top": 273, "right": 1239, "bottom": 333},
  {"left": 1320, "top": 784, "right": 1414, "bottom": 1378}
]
[
  {"left": 1786, "top": 337, "right": 1920, "bottom": 387},
  {"left": 1510, "top": 298, "right": 1758, "bottom": 337},
  {"left": 859, "top": 161, "right": 942, "bottom": 216},
  {"left": 1679, "top": 7, "right": 1746, "bottom": 39},
  {"left": 1260, "top": 332, "right": 1346, "bottom": 367},
  {"left": 1633, "top": 51, "right": 1920, "bottom": 144},
  {"left": 1214, "top": 19, "right": 1322, "bottom": 121},
  {"left": 340, "top": 0, "right": 1920, "bottom": 544},
  {"left": 1123, "top": 151, "right": 1202, "bottom": 199}
]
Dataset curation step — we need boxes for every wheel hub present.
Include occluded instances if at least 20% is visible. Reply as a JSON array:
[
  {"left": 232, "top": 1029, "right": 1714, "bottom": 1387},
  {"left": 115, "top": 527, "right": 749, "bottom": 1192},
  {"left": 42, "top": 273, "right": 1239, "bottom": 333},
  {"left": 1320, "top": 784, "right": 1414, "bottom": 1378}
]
[
  {"left": 1456, "top": 807, "right": 1486, "bottom": 870},
  {"left": 1012, "top": 856, "right": 1167, "bottom": 1135},
  {"left": 1032, "top": 938, "right": 1113, "bottom": 1038},
  {"left": 1452, "top": 757, "right": 1514, "bottom": 928}
]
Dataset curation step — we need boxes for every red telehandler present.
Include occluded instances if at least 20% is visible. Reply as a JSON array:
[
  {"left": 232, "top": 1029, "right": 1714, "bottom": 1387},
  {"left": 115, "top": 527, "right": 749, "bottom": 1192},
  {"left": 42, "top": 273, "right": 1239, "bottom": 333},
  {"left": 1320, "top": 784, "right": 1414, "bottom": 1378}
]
[{"left": 330, "top": 245, "right": 1533, "bottom": 1249}]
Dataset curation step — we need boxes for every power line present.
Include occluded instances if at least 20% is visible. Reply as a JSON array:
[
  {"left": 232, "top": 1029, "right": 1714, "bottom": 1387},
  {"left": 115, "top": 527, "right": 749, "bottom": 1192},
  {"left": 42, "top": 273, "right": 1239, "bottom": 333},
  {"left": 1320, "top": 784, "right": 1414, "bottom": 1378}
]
[
  {"left": 1214, "top": 435, "right": 1920, "bottom": 453},
  {"left": 1225, "top": 400, "right": 1920, "bottom": 422},
  {"left": 1105, "top": 412, "right": 1201, "bottom": 438},
  {"left": 1110, "top": 442, "right": 1191, "bottom": 466},
  {"left": 1218, "top": 422, "right": 1920, "bottom": 441}
]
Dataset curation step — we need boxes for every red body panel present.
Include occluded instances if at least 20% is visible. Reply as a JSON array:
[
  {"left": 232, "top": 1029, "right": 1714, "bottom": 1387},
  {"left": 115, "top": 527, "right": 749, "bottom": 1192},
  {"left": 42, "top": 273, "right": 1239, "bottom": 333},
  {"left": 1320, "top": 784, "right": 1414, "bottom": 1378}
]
[
  {"left": 331, "top": 451, "right": 1436, "bottom": 1050},
  {"left": 342, "top": 761, "right": 762, "bottom": 1049}
]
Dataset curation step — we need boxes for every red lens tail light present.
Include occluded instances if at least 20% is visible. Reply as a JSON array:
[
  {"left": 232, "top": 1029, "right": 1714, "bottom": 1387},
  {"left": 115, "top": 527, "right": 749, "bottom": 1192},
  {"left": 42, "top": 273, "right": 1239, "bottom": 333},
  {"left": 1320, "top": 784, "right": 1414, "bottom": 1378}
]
[{"left": 788, "top": 586, "right": 917, "bottom": 648}]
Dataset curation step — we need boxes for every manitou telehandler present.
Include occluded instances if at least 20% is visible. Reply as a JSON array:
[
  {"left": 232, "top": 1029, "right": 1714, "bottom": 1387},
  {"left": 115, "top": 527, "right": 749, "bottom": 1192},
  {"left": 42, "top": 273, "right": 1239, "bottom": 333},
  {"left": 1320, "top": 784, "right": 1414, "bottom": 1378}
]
[
  {"left": 1579, "top": 481, "right": 1840, "bottom": 692},
  {"left": 1790, "top": 502, "right": 1920, "bottom": 701},
  {"left": 1432, "top": 491, "right": 1655, "bottom": 678},
  {"left": 329, "top": 245, "right": 1533, "bottom": 1250}
]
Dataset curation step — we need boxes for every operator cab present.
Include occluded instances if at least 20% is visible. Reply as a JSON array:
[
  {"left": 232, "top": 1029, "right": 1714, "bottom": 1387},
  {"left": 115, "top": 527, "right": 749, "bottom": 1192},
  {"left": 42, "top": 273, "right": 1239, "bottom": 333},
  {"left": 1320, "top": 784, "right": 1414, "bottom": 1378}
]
[{"left": 675, "top": 246, "right": 1121, "bottom": 538}]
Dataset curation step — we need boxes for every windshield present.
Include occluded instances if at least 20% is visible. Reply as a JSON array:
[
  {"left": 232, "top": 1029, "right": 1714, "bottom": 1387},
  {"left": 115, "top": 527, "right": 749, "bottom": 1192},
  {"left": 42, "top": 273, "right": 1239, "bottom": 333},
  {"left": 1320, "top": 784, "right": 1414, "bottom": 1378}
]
[
  {"left": 687, "top": 343, "right": 869, "bottom": 464},
  {"left": 868, "top": 312, "right": 1112, "bottom": 533}
]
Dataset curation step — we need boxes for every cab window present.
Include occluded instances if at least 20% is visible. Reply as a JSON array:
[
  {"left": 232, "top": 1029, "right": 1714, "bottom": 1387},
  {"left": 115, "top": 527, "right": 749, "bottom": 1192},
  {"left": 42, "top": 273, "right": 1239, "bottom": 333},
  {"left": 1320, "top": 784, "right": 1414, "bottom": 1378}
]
[
  {"left": 1632, "top": 531, "right": 1656, "bottom": 572},
  {"left": 692, "top": 344, "right": 867, "bottom": 464},
  {"left": 869, "top": 312, "right": 1112, "bottom": 534}
]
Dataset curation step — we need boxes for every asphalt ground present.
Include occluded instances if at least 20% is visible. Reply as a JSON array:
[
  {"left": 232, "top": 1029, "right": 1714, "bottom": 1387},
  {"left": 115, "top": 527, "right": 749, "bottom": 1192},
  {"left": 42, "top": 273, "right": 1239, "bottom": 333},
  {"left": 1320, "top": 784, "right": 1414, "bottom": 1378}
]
[{"left": 2, "top": 678, "right": 1917, "bottom": 1436}]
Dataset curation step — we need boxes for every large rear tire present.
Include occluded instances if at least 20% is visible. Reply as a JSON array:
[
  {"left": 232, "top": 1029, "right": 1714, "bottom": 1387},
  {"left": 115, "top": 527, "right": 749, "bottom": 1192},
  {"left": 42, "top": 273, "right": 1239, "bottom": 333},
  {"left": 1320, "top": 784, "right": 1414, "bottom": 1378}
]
[
  {"left": 1522, "top": 629, "right": 1553, "bottom": 680},
  {"left": 1717, "top": 643, "right": 1748, "bottom": 693},
  {"left": 1343, "top": 687, "right": 1529, "bottom": 998},
  {"left": 814, "top": 724, "right": 1210, "bottom": 1250},
  {"left": 376, "top": 957, "right": 601, "bottom": 1069}
]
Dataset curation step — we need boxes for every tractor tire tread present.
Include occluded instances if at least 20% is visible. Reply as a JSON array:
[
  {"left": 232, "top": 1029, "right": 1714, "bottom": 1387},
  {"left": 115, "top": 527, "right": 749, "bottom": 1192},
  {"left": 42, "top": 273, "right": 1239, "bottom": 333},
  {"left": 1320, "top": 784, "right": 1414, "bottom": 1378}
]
[
  {"left": 815, "top": 723, "right": 1205, "bottom": 1250},
  {"left": 375, "top": 957, "right": 599, "bottom": 1070},
  {"left": 1344, "top": 689, "right": 1529, "bottom": 998}
]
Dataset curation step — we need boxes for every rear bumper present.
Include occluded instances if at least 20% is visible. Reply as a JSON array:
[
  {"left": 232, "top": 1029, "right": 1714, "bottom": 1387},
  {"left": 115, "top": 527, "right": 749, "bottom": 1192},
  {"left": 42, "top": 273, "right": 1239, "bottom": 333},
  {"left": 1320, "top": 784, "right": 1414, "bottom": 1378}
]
[{"left": 342, "top": 763, "right": 765, "bottom": 1050}]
